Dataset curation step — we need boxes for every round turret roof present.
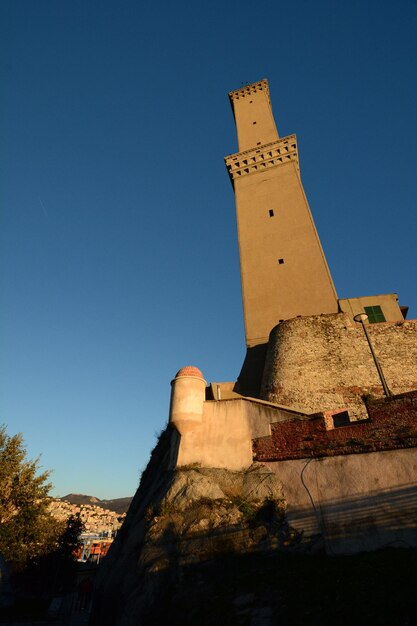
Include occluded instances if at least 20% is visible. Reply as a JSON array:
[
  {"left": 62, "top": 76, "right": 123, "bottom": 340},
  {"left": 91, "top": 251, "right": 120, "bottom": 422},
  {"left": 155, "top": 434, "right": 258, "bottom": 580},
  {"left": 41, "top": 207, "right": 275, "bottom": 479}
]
[{"left": 174, "top": 366, "right": 204, "bottom": 380}]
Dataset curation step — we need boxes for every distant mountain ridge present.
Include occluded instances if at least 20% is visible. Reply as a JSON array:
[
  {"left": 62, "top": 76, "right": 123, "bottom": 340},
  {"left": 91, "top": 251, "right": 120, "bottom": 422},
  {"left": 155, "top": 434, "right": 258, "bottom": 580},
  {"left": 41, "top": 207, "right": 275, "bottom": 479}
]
[{"left": 59, "top": 493, "right": 132, "bottom": 514}]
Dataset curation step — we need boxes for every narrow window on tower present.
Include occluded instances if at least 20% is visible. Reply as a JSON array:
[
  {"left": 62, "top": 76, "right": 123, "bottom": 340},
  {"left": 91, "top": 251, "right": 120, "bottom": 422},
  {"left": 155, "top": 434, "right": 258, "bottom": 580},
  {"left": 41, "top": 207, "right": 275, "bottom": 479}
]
[
  {"left": 269, "top": 209, "right": 274, "bottom": 217},
  {"left": 278, "top": 258, "right": 284, "bottom": 265}
]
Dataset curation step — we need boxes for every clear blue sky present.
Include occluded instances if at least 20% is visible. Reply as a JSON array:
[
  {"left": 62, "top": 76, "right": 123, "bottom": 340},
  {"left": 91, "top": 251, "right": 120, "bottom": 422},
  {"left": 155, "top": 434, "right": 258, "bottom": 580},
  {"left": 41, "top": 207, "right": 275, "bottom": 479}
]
[{"left": 1, "top": 0, "right": 416, "bottom": 499}]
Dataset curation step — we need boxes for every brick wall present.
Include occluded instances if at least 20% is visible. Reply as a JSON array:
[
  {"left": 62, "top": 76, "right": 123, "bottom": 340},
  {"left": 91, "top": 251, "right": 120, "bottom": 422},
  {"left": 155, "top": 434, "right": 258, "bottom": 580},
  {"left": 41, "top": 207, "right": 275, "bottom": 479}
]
[
  {"left": 261, "top": 313, "right": 417, "bottom": 421},
  {"left": 253, "top": 391, "right": 417, "bottom": 462}
]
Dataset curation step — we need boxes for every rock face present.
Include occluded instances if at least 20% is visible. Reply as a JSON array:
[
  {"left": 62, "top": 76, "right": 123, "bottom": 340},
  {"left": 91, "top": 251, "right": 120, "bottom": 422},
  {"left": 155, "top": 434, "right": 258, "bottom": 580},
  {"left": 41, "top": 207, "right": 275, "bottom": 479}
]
[
  {"left": 90, "top": 427, "right": 417, "bottom": 626},
  {"left": 90, "top": 427, "right": 292, "bottom": 626}
]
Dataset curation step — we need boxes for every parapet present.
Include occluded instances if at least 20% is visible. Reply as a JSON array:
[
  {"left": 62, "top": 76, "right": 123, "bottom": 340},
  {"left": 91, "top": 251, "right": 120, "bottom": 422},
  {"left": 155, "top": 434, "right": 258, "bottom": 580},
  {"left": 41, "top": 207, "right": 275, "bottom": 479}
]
[{"left": 228, "top": 79, "right": 270, "bottom": 104}]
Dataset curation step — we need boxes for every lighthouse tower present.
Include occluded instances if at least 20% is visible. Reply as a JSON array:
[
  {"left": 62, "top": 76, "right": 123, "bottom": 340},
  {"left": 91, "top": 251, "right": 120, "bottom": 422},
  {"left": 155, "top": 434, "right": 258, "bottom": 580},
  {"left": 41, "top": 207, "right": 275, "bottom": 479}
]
[{"left": 225, "top": 79, "right": 338, "bottom": 350}]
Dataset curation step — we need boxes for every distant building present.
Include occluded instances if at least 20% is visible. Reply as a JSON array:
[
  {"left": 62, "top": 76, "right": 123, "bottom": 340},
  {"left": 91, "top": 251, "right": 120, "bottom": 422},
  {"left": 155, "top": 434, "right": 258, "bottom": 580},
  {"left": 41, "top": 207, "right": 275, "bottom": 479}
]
[{"left": 48, "top": 499, "right": 125, "bottom": 538}]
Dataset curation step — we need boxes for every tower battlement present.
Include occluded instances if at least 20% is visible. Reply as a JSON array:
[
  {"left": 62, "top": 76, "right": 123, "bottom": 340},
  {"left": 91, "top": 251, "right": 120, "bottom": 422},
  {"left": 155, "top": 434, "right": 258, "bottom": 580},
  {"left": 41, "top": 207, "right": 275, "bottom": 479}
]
[
  {"left": 228, "top": 79, "right": 271, "bottom": 104},
  {"left": 224, "top": 134, "right": 299, "bottom": 187}
]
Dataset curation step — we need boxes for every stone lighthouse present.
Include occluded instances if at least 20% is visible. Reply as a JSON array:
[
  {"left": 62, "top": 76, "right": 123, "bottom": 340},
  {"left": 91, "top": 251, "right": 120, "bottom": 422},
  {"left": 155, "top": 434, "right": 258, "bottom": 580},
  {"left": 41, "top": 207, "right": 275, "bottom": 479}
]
[{"left": 225, "top": 79, "right": 338, "bottom": 350}]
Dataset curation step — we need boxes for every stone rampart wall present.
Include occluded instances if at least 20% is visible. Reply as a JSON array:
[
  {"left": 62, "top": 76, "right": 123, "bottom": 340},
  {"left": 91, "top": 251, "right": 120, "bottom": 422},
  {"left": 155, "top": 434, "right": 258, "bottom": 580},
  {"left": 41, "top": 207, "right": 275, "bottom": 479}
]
[
  {"left": 253, "top": 391, "right": 417, "bottom": 462},
  {"left": 261, "top": 314, "right": 417, "bottom": 420}
]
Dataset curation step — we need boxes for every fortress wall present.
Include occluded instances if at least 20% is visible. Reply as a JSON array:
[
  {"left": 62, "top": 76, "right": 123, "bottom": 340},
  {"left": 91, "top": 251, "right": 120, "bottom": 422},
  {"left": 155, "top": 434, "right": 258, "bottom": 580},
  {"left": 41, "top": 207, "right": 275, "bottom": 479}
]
[
  {"left": 261, "top": 314, "right": 417, "bottom": 420},
  {"left": 267, "top": 447, "right": 417, "bottom": 554},
  {"left": 254, "top": 391, "right": 417, "bottom": 462},
  {"left": 368, "top": 319, "right": 417, "bottom": 391},
  {"left": 175, "top": 399, "right": 255, "bottom": 469},
  {"left": 175, "top": 399, "right": 306, "bottom": 470}
]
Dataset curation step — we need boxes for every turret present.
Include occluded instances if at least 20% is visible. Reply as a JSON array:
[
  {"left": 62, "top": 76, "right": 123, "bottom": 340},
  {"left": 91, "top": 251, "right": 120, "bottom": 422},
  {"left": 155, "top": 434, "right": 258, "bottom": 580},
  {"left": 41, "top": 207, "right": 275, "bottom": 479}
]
[{"left": 169, "top": 366, "right": 206, "bottom": 435}]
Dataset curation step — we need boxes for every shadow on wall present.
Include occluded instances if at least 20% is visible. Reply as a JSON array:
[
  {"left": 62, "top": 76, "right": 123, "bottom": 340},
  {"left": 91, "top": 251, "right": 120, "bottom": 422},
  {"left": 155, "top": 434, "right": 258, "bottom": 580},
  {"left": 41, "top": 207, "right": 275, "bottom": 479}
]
[
  {"left": 286, "top": 476, "right": 417, "bottom": 554},
  {"left": 89, "top": 425, "right": 181, "bottom": 626},
  {"left": 236, "top": 343, "right": 268, "bottom": 398},
  {"left": 92, "top": 481, "right": 417, "bottom": 625},
  {"left": 90, "top": 425, "right": 417, "bottom": 625}
]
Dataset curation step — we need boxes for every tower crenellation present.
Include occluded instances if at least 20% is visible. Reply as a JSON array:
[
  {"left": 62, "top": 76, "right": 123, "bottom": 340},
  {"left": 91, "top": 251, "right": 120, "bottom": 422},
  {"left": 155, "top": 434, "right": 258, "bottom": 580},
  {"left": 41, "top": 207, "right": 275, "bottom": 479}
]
[{"left": 225, "top": 134, "right": 299, "bottom": 186}]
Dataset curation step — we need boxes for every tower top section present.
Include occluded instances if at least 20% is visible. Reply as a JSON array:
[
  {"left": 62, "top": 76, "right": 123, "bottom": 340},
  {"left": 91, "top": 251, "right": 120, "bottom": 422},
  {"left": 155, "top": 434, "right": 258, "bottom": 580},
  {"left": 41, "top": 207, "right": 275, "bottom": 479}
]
[
  {"left": 228, "top": 79, "right": 271, "bottom": 103},
  {"left": 228, "top": 79, "right": 279, "bottom": 152}
]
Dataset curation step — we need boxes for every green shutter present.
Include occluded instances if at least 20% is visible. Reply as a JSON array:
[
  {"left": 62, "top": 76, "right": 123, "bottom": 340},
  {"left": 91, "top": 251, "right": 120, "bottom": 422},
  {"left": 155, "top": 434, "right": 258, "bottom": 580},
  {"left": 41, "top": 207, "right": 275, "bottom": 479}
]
[{"left": 364, "top": 305, "right": 386, "bottom": 324}]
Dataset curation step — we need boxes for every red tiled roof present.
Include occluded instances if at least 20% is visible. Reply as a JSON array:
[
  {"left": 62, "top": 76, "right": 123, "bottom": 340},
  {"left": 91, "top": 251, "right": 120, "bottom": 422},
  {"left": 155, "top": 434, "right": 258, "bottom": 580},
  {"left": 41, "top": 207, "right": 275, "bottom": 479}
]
[{"left": 174, "top": 366, "right": 204, "bottom": 379}]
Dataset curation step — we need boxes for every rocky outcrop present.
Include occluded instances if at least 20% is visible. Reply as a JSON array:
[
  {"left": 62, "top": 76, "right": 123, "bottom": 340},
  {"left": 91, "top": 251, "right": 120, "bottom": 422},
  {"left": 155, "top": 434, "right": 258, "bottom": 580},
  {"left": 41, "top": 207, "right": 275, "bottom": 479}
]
[
  {"left": 90, "top": 427, "right": 417, "bottom": 626},
  {"left": 89, "top": 427, "right": 295, "bottom": 626}
]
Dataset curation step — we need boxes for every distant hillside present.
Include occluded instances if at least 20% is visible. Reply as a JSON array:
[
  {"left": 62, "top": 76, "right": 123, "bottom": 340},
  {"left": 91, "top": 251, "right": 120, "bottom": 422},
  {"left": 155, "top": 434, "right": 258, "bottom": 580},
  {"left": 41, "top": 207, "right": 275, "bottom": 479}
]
[
  {"left": 101, "top": 497, "right": 133, "bottom": 514},
  {"left": 60, "top": 493, "right": 132, "bottom": 514}
]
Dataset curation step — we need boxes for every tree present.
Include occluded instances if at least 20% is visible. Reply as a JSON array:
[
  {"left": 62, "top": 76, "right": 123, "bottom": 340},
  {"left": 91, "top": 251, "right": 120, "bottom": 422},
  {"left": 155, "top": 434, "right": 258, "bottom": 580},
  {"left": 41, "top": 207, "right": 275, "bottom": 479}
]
[
  {"left": 23, "top": 514, "right": 85, "bottom": 595},
  {"left": 0, "top": 425, "right": 61, "bottom": 565}
]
